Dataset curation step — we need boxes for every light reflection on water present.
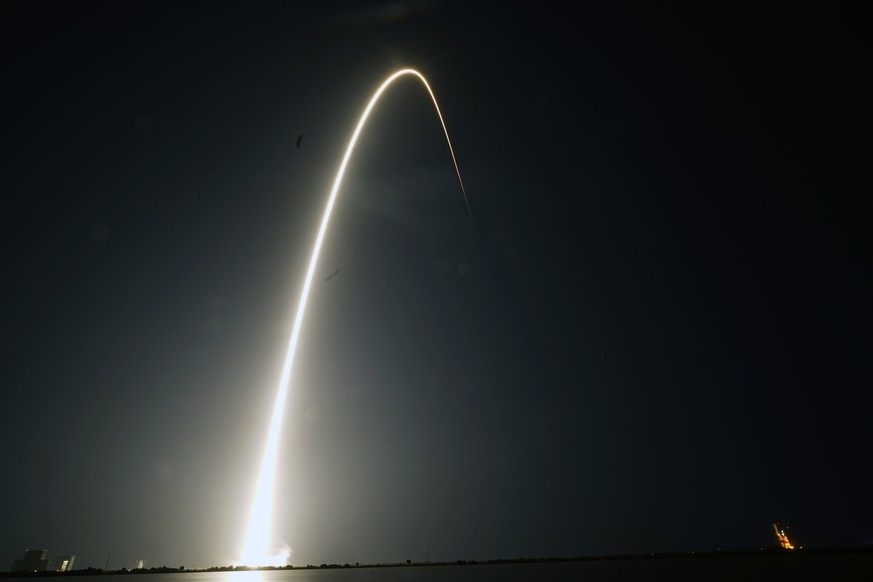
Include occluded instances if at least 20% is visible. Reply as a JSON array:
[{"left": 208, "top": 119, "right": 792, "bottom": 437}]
[{"left": 43, "top": 555, "right": 873, "bottom": 582}]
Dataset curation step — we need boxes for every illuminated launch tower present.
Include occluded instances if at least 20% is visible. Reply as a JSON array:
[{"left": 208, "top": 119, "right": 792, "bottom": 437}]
[{"left": 772, "top": 522, "right": 796, "bottom": 550}]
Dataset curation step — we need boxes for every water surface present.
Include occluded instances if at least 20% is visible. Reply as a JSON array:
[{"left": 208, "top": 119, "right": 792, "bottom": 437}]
[{"left": 65, "top": 554, "right": 872, "bottom": 582}]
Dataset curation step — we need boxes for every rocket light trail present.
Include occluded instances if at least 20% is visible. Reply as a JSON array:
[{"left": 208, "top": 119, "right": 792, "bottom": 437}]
[{"left": 238, "top": 69, "right": 472, "bottom": 567}]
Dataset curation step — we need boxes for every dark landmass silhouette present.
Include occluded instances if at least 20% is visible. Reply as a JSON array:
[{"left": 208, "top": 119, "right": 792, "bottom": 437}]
[{"left": 3, "top": 546, "right": 872, "bottom": 578}]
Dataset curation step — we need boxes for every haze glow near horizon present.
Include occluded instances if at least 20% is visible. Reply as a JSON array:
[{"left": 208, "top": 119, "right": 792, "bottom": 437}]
[{"left": 237, "top": 68, "right": 470, "bottom": 567}]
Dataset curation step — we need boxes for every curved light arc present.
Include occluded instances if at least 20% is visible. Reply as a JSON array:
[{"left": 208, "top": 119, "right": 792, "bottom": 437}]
[{"left": 239, "top": 68, "right": 471, "bottom": 566}]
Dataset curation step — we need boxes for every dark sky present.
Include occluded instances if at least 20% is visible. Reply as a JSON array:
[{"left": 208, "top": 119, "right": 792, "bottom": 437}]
[{"left": 3, "top": 0, "right": 871, "bottom": 570}]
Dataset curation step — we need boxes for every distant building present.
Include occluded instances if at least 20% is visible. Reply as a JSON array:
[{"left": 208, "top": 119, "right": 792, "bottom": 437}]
[
  {"left": 54, "top": 555, "right": 76, "bottom": 572},
  {"left": 10, "top": 549, "right": 50, "bottom": 572}
]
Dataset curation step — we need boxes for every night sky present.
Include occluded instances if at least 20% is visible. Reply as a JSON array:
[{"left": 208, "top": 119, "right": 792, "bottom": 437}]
[{"left": 3, "top": 1, "right": 871, "bottom": 571}]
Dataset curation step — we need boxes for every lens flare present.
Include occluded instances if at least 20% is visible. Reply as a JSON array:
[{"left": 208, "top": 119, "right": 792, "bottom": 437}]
[{"left": 238, "top": 69, "right": 472, "bottom": 566}]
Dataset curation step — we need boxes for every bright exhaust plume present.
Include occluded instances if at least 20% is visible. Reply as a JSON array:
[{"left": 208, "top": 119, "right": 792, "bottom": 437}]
[{"left": 238, "top": 69, "right": 471, "bottom": 567}]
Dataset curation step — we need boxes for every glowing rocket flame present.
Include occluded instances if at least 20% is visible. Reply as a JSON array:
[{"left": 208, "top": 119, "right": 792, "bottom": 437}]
[{"left": 238, "top": 69, "right": 472, "bottom": 567}]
